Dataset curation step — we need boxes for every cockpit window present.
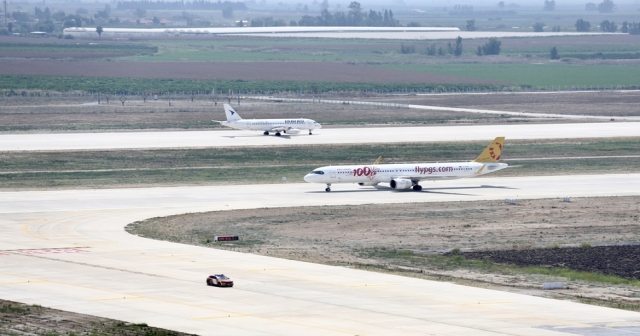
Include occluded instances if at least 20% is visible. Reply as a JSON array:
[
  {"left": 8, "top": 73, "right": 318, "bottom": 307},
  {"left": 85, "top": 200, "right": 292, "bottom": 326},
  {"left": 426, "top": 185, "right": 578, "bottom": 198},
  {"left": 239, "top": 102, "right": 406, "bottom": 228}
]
[{"left": 311, "top": 170, "right": 324, "bottom": 175}]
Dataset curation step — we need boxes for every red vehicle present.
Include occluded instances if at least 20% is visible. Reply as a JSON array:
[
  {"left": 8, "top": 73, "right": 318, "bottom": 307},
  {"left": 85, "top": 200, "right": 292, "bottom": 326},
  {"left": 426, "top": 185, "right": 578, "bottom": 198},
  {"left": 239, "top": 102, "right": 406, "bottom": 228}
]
[{"left": 206, "top": 274, "right": 233, "bottom": 287}]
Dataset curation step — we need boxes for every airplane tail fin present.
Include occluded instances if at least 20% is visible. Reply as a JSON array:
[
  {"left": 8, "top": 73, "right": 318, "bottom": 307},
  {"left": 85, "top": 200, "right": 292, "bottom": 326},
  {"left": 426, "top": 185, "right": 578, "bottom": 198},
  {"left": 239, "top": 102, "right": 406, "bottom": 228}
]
[
  {"left": 224, "top": 104, "right": 242, "bottom": 121},
  {"left": 473, "top": 137, "right": 505, "bottom": 163}
]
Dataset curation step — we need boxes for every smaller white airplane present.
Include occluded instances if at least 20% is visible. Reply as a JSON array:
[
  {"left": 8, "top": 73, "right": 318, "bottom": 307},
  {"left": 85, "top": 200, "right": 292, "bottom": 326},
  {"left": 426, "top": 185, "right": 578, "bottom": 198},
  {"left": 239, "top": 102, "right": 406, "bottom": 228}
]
[
  {"left": 304, "top": 137, "right": 508, "bottom": 192},
  {"left": 215, "top": 104, "right": 322, "bottom": 136}
]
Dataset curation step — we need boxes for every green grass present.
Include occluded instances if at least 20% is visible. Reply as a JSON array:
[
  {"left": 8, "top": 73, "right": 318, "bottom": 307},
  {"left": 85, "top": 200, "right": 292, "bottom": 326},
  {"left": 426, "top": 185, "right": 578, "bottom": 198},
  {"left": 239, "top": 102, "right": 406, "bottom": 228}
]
[
  {"left": 0, "top": 138, "right": 638, "bottom": 189},
  {"left": 132, "top": 49, "right": 347, "bottom": 62},
  {"left": 0, "top": 42, "right": 157, "bottom": 55},
  {"left": 367, "top": 249, "right": 640, "bottom": 287},
  {"left": 0, "top": 75, "right": 496, "bottom": 94},
  {"left": 377, "top": 63, "right": 640, "bottom": 87}
]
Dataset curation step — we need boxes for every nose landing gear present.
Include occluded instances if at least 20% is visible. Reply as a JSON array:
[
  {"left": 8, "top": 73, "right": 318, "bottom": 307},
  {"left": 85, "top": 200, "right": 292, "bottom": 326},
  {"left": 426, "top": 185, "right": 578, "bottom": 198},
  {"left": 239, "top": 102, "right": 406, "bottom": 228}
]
[
  {"left": 325, "top": 183, "right": 331, "bottom": 192},
  {"left": 263, "top": 131, "right": 269, "bottom": 135}
]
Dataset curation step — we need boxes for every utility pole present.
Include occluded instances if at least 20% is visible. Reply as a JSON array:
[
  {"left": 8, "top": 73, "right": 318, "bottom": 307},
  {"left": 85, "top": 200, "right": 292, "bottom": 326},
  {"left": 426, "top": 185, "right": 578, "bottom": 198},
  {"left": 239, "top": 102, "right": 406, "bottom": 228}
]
[{"left": 4, "top": 0, "right": 7, "bottom": 27}]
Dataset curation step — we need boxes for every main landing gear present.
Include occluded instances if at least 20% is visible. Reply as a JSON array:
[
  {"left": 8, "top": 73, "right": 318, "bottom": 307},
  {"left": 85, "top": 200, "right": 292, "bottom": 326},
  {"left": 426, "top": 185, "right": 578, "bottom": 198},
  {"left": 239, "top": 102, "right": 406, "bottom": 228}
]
[
  {"left": 412, "top": 184, "right": 422, "bottom": 191},
  {"left": 325, "top": 183, "right": 331, "bottom": 192},
  {"left": 275, "top": 132, "right": 281, "bottom": 136}
]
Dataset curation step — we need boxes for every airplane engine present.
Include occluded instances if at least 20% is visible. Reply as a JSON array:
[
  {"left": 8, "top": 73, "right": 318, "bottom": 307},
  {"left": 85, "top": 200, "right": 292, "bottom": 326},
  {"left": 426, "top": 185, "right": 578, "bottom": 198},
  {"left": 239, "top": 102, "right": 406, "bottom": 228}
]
[
  {"left": 358, "top": 182, "right": 379, "bottom": 186},
  {"left": 285, "top": 128, "right": 301, "bottom": 134},
  {"left": 390, "top": 178, "right": 412, "bottom": 189}
]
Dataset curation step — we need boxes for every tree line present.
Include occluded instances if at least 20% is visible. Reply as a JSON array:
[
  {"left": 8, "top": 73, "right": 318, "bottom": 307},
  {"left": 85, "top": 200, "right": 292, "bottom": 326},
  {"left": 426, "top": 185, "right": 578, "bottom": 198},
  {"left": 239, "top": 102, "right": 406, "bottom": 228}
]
[
  {"left": 296, "top": 2, "right": 398, "bottom": 27},
  {"left": 116, "top": 0, "right": 247, "bottom": 11}
]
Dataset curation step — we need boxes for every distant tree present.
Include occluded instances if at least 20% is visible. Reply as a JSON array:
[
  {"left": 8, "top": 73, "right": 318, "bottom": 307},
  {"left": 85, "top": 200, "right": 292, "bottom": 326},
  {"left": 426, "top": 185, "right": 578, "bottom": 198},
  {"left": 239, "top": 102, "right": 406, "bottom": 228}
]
[
  {"left": 476, "top": 45, "right": 483, "bottom": 56},
  {"left": 400, "top": 43, "right": 415, "bottom": 54},
  {"left": 406, "top": 21, "right": 420, "bottom": 27},
  {"left": 104, "top": 4, "right": 111, "bottom": 13},
  {"left": 598, "top": 0, "right": 615, "bottom": 12},
  {"left": 135, "top": 8, "right": 146, "bottom": 18},
  {"left": 94, "top": 10, "right": 109, "bottom": 19},
  {"left": 466, "top": 19, "right": 476, "bottom": 31},
  {"left": 0, "top": 28, "right": 8, "bottom": 35},
  {"left": 211, "top": 91, "right": 220, "bottom": 106},
  {"left": 222, "top": 7, "right": 234, "bottom": 18},
  {"left": 454, "top": 36, "right": 463, "bottom": 56},
  {"left": 550, "top": 46, "right": 559, "bottom": 59},
  {"left": 543, "top": 0, "right": 555, "bottom": 11},
  {"left": 12, "top": 11, "right": 30, "bottom": 22},
  {"left": 552, "top": 25, "right": 561, "bottom": 32},
  {"left": 498, "top": 1, "right": 505, "bottom": 8},
  {"left": 76, "top": 8, "right": 88, "bottom": 15},
  {"left": 7, "top": 22, "right": 13, "bottom": 33},
  {"left": 320, "top": 0, "right": 329, "bottom": 10},
  {"left": 600, "top": 20, "right": 617, "bottom": 32},
  {"left": 52, "top": 10, "right": 66, "bottom": 21},
  {"left": 152, "top": 16, "right": 160, "bottom": 24},
  {"left": 575, "top": 19, "right": 591, "bottom": 31},
  {"left": 629, "top": 22, "right": 640, "bottom": 35},
  {"left": 96, "top": 26, "right": 103, "bottom": 39},
  {"left": 533, "top": 22, "right": 545, "bottom": 32},
  {"left": 621, "top": 21, "right": 628, "bottom": 33},
  {"left": 585, "top": 2, "right": 597, "bottom": 10},
  {"left": 437, "top": 46, "right": 445, "bottom": 56},
  {"left": 426, "top": 43, "right": 436, "bottom": 56},
  {"left": 480, "top": 37, "right": 501, "bottom": 55}
]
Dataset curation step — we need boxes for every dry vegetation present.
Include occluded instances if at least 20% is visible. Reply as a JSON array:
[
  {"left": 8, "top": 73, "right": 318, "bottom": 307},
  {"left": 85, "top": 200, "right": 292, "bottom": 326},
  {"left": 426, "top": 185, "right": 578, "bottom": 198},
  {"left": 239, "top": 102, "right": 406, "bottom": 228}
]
[
  {"left": 5, "top": 90, "right": 638, "bottom": 132},
  {"left": 0, "top": 299, "right": 193, "bottom": 335}
]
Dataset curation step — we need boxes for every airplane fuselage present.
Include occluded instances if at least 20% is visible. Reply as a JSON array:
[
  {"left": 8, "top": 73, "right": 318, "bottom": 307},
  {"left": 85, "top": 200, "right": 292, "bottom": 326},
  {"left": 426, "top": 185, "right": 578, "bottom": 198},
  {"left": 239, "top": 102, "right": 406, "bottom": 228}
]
[
  {"left": 304, "top": 161, "right": 508, "bottom": 185},
  {"left": 221, "top": 118, "right": 321, "bottom": 134}
]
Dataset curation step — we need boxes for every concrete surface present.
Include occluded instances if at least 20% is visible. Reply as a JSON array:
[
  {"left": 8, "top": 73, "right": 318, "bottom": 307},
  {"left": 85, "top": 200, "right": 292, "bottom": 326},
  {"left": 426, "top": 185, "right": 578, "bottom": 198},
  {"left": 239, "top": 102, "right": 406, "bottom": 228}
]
[
  {"left": 1, "top": 122, "right": 638, "bottom": 151},
  {"left": 2, "top": 174, "right": 640, "bottom": 335}
]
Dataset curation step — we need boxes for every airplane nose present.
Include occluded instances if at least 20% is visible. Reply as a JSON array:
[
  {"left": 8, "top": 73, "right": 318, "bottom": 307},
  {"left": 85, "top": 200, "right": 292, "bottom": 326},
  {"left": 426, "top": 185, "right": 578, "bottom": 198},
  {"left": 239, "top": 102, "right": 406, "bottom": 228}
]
[{"left": 304, "top": 174, "right": 315, "bottom": 183}]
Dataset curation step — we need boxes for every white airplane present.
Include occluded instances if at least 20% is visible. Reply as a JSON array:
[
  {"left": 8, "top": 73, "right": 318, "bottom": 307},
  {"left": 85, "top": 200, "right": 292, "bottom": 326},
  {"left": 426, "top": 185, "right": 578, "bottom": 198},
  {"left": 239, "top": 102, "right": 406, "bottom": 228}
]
[
  {"left": 304, "top": 137, "right": 508, "bottom": 192},
  {"left": 215, "top": 104, "right": 322, "bottom": 136}
]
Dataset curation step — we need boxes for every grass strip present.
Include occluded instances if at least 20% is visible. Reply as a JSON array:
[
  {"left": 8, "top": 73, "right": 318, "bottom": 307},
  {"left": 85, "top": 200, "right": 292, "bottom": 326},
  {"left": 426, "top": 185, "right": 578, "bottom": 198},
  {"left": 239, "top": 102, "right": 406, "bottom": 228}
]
[{"left": 1, "top": 138, "right": 638, "bottom": 188}]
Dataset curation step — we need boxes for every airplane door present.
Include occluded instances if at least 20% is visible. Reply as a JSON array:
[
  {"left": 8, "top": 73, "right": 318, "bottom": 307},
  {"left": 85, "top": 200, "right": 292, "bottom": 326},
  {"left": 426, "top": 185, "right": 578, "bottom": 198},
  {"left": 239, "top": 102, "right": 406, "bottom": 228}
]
[{"left": 330, "top": 168, "right": 336, "bottom": 179}]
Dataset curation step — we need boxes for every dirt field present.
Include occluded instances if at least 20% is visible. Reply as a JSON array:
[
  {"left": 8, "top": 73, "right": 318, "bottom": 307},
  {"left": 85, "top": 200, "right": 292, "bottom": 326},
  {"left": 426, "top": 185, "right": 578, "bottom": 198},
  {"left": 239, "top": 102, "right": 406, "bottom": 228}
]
[
  {"left": 0, "top": 61, "right": 501, "bottom": 84},
  {"left": 0, "top": 299, "right": 192, "bottom": 335},
  {"left": 0, "top": 51, "right": 130, "bottom": 59},
  {"left": 368, "top": 90, "right": 640, "bottom": 116},
  {"left": 5, "top": 90, "right": 636, "bottom": 132},
  {"left": 128, "top": 196, "right": 640, "bottom": 306}
]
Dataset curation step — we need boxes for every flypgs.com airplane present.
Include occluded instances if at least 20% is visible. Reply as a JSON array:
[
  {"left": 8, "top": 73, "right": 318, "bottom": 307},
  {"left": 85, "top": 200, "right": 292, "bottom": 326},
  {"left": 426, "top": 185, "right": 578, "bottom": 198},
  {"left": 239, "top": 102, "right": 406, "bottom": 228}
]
[
  {"left": 215, "top": 104, "right": 322, "bottom": 136},
  {"left": 304, "top": 137, "right": 508, "bottom": 192}
]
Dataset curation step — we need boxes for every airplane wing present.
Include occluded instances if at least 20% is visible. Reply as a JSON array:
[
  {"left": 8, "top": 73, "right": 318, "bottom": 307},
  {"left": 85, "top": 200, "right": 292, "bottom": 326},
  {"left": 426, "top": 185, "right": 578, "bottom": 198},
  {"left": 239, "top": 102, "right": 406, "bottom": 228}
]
[{"left": 269, "top": 126, "right": 292, "bottom": 132}]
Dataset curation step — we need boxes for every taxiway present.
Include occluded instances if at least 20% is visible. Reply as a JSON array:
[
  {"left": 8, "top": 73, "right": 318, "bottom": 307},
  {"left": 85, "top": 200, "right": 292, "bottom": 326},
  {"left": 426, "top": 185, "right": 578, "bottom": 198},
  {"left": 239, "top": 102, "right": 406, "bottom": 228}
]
[
  {"left": 1, "top": 122, "right": 638, "bottom": 151},
  {"left": 2, "top": 174, "right": 640, "bottom": 335}
]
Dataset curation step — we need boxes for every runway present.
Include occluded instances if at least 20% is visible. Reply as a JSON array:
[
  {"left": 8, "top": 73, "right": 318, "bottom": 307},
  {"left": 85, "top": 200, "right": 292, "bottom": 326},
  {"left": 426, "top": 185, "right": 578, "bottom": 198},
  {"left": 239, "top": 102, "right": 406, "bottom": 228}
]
[
  {"left": 2, "top": 174, "right": 640, "bottom": 335},
  {"left": 2, "top": 122, "right": 639, "bottom": 151}
]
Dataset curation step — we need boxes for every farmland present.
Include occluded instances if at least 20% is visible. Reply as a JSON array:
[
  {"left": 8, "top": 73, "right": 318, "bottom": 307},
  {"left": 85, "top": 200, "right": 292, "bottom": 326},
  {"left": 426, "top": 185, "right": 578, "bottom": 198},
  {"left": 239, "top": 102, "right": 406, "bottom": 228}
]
[
  {"left": 379, "top": 63, "right": 640, "bottom": 88},
  {"left": 2, "top": 34, "right": 640, "bottom": 94}
]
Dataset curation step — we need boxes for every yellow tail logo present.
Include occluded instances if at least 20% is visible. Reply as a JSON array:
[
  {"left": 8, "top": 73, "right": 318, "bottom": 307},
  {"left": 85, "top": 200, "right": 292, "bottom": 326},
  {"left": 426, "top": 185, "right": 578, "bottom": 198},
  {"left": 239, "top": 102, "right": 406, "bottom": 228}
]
[{"left": 473, "top": 137, "right": 505, "bottom": 163}]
